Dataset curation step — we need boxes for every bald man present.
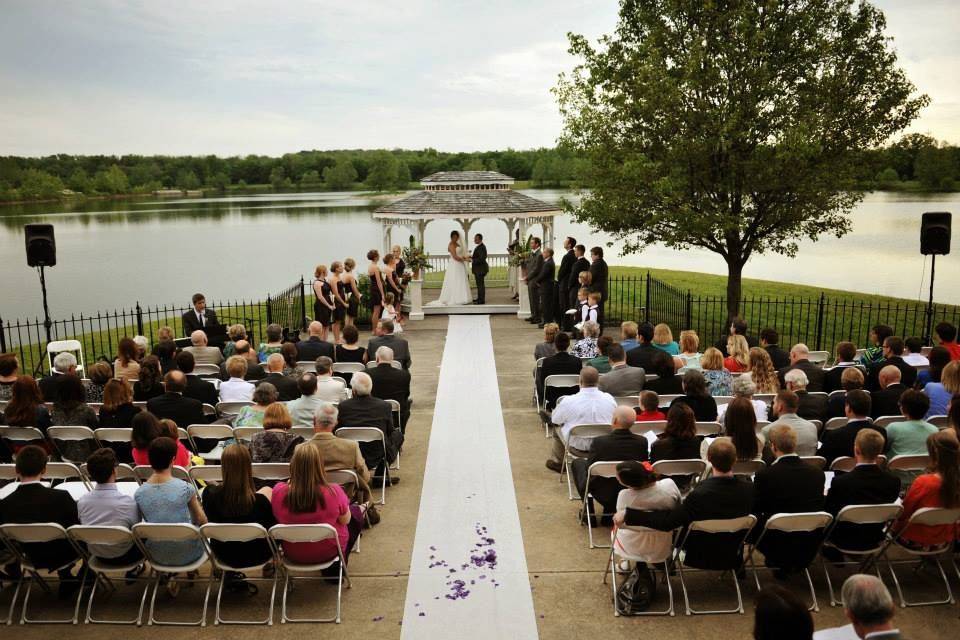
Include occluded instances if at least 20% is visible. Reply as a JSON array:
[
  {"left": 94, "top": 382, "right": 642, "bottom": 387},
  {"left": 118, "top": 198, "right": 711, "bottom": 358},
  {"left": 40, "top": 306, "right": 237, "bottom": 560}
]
[
  {"left": 296, "top": 321, "right": 335, "bottom": 361},
  {"left": 146, "top": 370, "right": 206, "bottom": 428},
  {"left": 776, "top": 343, "right": 825, "bottom": 391},
  {"left": 256, "top": 353, "right": 300, "bottom": 401},
  {"left": 869, "top": 365, "right": 906, "bottom": 419}
]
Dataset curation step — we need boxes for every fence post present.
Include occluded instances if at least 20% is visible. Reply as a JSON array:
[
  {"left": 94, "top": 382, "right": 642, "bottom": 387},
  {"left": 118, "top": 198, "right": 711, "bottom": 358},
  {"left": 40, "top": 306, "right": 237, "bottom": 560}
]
[
  {"left": 644, "top": 271, "right": 651, "bottom": 323},
  {"left": 299, "top": 276, "right": 308, "bottom": 335},
  {"left": 0, "top": 315, "right": 5, "bottom": 353},
  {"left": 685, "top": 291, "right": 692, "bottom": 330},
  {"left": 135, "top": 302, "right": 144, "bottom": 336},
  {"left": 266, "top": 295, "right": 273, "bottom": 325},
  {"left": 815, "top": 292, "right": 826, "bottom": 352}
]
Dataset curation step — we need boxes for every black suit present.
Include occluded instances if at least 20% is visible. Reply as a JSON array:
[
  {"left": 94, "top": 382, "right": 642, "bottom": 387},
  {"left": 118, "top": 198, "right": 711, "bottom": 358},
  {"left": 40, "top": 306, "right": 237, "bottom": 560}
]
[
  {"left": 146, "top": 392, "right": 205, "bottom": 428},
  {"left": 826, "top": 392, "right": 847, "bottom": 419},
  {"left": 568, "top": 256, "right": 590, "bottom": 310},
  {"left": 626, "top": 476, "right": 755, "bottom": 570},
  {"left": 625, "top": 343, "right": 659, "bottom": 371},
  {"left": 645, "top": 375, "right": 684, "bottom": 395},
  {"left": 589, "top": 258, "right": 608, "bottom": 327},
  {"left": 556, "top": 249, "right": 576, "bottom": 327},
  {"left": 368, "top": 362, "right": 411, "bottom": 432},
  {"left": 181, "top": 308, "right": 219, "bottom": 338},
  {"left": 572, "top": 429, "right": 648, "bottom": 518},
  {"left": 471, "top": 242, "right": 488, "bottom": 304},
  {"left": 535, "top": 257, "right": 556, "bottom": 324},
  {"left": 795, "top": 390, "right": 828, "bottom": 423},
  {"left": 753, "top": 455, "right": 825, "bottom": 568},
  {"left": 0, "top": 483, "right": 80, "bottom": 570},
  {"left": 870, "top": 383, "right": 906, "bottom": 419},
  {"left": 819, "top": 419, "right": 885, "bottom": 465},
  {"left": 866, "top": 356, "right": 917, "bottom": 392},
  {"left": 336, "top": 395, "right": 402, "bottom": 472},
  {"left": 777, "top": 359, "right": 826, "bottom": 392},
  {"left": 825, "top": 464, "right": 901, "bottom": 551},
  {"left": 367, "top": 334, "right": 412, "bottom": 369},
  {"left": 184, "top": 374, "right": 218, "bottom": 407},
  {"left": 537, "top": 351, "right": 582, "bottom": 411},
  {"left": 256, "top": 372, "right": 300, "bottom": 402},
  {"left": 764, "top": 345, "right": 791, "bottom": 370},
  {"left": 825, "top": 364, "right": 859, "bottom": 393},
  {"left": 295, "top": 337, "right": 335, "bottom": 362}
]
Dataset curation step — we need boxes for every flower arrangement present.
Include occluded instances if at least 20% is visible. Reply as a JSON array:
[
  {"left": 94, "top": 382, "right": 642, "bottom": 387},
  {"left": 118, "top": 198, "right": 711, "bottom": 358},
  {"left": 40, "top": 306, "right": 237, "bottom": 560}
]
[
  {"left": 508, "top": 234, "right": 533, "bottom": 267},
  {"left": 403, "top": 235, "right": 433, "bottom": 279}
]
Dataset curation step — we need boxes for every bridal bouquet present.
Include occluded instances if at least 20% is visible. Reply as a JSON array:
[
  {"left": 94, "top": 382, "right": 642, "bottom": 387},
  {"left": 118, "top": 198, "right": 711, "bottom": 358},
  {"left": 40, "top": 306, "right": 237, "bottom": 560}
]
[{"left": 403, "top": 235, "right": 432, "bottom": 279}]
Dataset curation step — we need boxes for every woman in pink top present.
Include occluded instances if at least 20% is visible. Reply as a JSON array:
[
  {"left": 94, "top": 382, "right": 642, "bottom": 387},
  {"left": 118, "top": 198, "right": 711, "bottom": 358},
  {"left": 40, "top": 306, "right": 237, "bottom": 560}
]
[
  {"left": 130, "top": 412, "right": 192, "bottom": 468},
  {"left": 271, "top": 443, "right": 360, "bottom": 566}
]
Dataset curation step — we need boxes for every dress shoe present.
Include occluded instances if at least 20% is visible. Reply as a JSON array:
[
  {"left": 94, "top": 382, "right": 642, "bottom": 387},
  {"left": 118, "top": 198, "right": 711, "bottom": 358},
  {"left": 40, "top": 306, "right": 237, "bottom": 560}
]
[{"left": 545, "top": 459, "right": 562, "bottom": 473}]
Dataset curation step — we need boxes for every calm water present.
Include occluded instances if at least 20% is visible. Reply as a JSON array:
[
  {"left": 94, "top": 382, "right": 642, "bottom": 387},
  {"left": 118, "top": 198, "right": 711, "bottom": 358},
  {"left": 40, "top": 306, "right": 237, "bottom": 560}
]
[{"left": 0, "top": 189, "right": 958, "bottom": 321}]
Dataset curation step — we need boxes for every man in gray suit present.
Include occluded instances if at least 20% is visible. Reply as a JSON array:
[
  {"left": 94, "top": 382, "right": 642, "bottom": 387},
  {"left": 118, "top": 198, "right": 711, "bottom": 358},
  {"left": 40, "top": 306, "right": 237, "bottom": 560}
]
[
  {"left": 598, "top": 344, "right": 646, "bottom": 397},
  {"left": 760, "top": 390, "right": 818, "bottom": 460},
  {"left": 367, "top": 319, "right": 411, "bottom": 369},
  {"left": 524, "top": 237, "right": 544, "bottom": 324}
]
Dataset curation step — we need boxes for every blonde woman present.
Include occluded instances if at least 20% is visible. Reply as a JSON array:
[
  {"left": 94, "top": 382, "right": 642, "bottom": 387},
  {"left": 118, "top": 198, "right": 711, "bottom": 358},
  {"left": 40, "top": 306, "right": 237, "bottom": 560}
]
[
  {"left": 923, "top": 360, "right": 960, "bottom": 418},
  {"left": 745, "top": 347, "right": 780, "bottom": 394},
  {"left": 342, "top": 258, "right": 362, "bottom": 327},
  {"left": 223, "top": 324, "right": 247, "bottom": 358},
  {"left": 652, "top": 323, "right": 679, "bottom": 356},
  {"left": 328, "top": 261, "right": 349, "bottom": 345},
  {"left": 676, "top": 330, "right": 701, "bottom": 371},
  {"left": 313, "top": 264, "right": 335, "bottom": 342},
  {"left": 723, "top": 334, "right": 750, "bottom": 373},
  {"left": 701, "top": 347, "right": 733, "bottom": 396}
]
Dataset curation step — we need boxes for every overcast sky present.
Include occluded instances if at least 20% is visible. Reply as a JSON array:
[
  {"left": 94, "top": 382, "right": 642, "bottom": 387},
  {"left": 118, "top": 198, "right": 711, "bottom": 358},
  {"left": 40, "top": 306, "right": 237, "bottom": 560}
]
[{"left": 1, "top": 0, "right": 957, "bottom": 156}]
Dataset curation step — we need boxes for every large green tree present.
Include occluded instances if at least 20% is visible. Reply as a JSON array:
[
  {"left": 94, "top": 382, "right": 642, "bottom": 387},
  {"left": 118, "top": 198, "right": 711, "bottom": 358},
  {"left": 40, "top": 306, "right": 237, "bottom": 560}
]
[
  {"left": 366, "top": 152, "right": 399, "bottom": 191},
  {"left": 556, "top": 0, "right": 928, "bottom": 319},
  {"left": 322, "top": 158, "right": 358, "bottom": 190}
]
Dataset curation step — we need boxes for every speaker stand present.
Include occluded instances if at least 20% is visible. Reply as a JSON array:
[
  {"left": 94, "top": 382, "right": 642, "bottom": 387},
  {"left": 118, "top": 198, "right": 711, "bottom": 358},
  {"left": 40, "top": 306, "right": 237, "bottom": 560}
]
[
  {"left": 924, "top": 254, "right": 936, "bottom": 346},
  {"left": 31, "top": 265, "right": 54, "bottom": 377}
]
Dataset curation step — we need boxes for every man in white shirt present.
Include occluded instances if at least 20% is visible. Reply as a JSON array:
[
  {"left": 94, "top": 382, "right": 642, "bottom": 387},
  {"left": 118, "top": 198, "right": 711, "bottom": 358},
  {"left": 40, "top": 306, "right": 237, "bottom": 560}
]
[
  {"left": 286, "top": 373, "right": 326, "bottom": 427},
  {"left": 901, "top": 337, "right": 929, "bottom": 368},
  {"left": 219, "top": 356, "right": 255, "bottom": 401},
  {"left": 183, "top": 330, "right": 224, "bottom": 366},
  {"left": 545, "top": 367, "right": 617, "bottom": 472},
  {"left": 314, "top": 356, "right": 348, "bottom": 402},
  {"left": 813, "top": 574, "right": 901, "bottom": 640}
]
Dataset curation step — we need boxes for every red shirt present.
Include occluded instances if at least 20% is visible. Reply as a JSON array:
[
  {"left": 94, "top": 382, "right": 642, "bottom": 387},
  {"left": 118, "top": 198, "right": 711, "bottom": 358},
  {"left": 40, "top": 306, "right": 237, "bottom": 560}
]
[
  {"left": 895, "top": 473, "right": 959, "bottom": 546},
  {"left": 132, "top": 442, "right": 192, "bottom": 468},
  {"left": 941, "top": 340, "right": 960, "bottom": 361},
  {"left": 723, "top": 356, "right": 746, "bottom": 373},
  {"left": 635, "top": 410, "right": 667, "bottom": 422}
]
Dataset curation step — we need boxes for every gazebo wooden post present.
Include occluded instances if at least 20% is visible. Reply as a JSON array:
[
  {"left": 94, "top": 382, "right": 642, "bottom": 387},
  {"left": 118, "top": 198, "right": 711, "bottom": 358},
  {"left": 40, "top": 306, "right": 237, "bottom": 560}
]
[{"left": 517, "top": 217, "right": 531, "bottom": 319}]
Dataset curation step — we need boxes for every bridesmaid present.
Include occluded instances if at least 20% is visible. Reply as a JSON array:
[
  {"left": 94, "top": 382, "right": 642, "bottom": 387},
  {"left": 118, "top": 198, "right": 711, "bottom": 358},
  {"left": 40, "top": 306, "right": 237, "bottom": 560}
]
[
  {"left": 342, "top": 258, "right": 362, "bottom": 328},
  {"left": 328, "top": 261, "right": 349, "bottom": 344},
  {"left": 367, "top": 249, "right": 385, "bottom": 325},
  {"left": 391, "top": 245, "right": 407, "bottom": 305},
  {"left": 383, "top": 254, "right": 404, "bottom": 323},
  {"left": 313, "top": 264, "right": 335, "bottom": 342}
]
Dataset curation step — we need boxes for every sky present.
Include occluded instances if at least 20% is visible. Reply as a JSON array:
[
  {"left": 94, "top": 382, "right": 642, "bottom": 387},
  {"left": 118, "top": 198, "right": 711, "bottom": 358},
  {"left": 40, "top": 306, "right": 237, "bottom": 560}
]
[{"left": 1, "top": 0, "right": 958, "bottom": 157}]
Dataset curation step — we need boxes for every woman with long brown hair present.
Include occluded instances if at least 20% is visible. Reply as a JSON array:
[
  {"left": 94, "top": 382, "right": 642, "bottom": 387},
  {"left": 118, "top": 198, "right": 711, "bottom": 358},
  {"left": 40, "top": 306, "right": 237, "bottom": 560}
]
[
  {"left": 313, "top": 264, "right": 335, "bottom": 342},
  {"left": 893, "top": 430, "right": 960, "bottom": 548},
  {"left": 714, "top": 396, "right": 760, "bottom": 461},
  {"left": 328, "top": 261, "right": 349, "bottom": 344},
  {"left": 0, "top": 375, "right": 51, "bottom": 433},
  {"left": 114, "top": 337, "right": 141, "bottom": 383},
  {"left": 746, "top": 347, "right": 780, "bottom": 394},
  {"left": 367, "top": 249, "right": 386, "bottom": 325},
  {"left": 98, "top": 378, "right": 142, "bottom": 427},
  {"left": 341, "top": 258, "right": 362, "bottom": 327},
  {"left": 133, "top": 355, "right": 164, "bottom": 401}
]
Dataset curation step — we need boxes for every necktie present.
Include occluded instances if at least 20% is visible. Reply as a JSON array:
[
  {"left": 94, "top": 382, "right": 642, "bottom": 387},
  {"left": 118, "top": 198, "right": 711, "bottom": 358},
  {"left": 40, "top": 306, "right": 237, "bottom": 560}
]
[{"left": 198, "top": 312, "right": 204, "bottom": 327}]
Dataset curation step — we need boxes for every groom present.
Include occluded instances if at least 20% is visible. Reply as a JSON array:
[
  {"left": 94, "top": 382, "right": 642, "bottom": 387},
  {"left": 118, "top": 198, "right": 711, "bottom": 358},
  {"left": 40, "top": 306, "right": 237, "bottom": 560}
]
[{"left": 471, "top": 233, "right": 489, "bottom": 305}]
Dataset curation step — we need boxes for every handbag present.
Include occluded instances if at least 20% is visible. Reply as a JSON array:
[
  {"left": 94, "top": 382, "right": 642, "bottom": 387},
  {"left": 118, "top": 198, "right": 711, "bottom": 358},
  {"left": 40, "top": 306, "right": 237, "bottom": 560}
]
[{"left": 615, "top": 562, "right": 656, "bottom": 614}]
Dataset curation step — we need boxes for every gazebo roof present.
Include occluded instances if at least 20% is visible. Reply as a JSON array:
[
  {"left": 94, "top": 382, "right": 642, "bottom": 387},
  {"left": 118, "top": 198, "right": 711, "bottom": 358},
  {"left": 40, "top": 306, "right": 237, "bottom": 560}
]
[
  {"left": 420, "top": 171, "right": 513, "bottom": 184},
  {"left": 372, "top": 189, "right": 561, "bottom": 220}
]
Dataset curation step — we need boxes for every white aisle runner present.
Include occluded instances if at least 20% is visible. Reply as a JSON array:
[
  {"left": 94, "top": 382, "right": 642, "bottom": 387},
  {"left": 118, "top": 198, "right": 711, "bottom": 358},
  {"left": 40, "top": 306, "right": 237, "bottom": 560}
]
[{"left": 401, "top": 315, "right": 538, "bottom": 639}]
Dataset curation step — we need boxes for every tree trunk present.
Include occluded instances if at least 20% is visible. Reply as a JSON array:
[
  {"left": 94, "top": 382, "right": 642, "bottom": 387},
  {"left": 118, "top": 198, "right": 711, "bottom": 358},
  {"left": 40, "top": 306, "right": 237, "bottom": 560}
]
[{"left": 726, "top": 259, "right": 744, "bottom": 322}]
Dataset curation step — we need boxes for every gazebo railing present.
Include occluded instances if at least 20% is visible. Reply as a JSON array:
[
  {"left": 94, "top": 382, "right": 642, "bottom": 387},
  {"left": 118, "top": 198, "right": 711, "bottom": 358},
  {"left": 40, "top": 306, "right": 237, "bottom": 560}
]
[{"left": 423, "top": 253, "right": 511, "bottom": 288}]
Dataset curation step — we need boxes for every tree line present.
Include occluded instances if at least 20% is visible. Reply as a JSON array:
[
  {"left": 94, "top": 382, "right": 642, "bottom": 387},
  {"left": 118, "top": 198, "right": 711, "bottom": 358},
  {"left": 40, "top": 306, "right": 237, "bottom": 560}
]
[{"left": 0, "top": 135, "right": 957, "bottom": 202}]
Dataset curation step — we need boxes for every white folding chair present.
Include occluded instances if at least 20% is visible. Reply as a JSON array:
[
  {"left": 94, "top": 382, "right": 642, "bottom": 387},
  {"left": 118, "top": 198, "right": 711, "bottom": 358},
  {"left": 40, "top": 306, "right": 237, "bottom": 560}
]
[
  {"left": 872, "top": 415, "right": 904, "bottom": 429},
  {"left": 43, "top": 461, "right": 91, "bottom": 500},
  {"left": 799, "top": 456, "right": 827, "bottom": 470},
  {"left": 186, "top": 424, "right": 235, "bottom": 458},
  {"left": 47, "top": 426, "right": 98, "bottom": 464},
  {"left": 133, "top": 465, "right": 194, "bottom": 490},
  {"left": 532, "top": 357, "right": 545, "bottom": 407},
  {"left": 656, "top": 394, "right": 682, "bottom": 408},
  {"left": 583, "top": 461, "right": 622, "bottom": 549},
  {"left": 251, "top": 462, "right": 292, "bottom": 483},
  {"left": 694, "top": 421, "right": 722, "bottom": 437},
  {"left": 927, "top": 415, "right": 949, "bottom": 430},
  {"left": 94, "top": 427, "right": 134, "bottom": 452},
  {"left": 200, "top": 523, "right": 279, "bottom": 625},
  {"left": 193, "top": 364, "right": 222, "bottom": 377},
  {"left": 131, "top": 523, "right": 213, "bottom": 626},
  {"left": 47, "top": 339, "right": 85, "bottom": 376},
  {"left": 332, "top": 362, "right": 364, "bottom": 376},
  {"left": 66, "top": 525, "right": 151, "bottom": 625},
  {"left": 201, "top": 403, "right": 217, "bottom": 419},
  {"left": 808, "top": 351, "right": 830, "bottom": 367},
  {"left": 630, "top": 420, "right": 667, "bottom": 436},
  {"left": 365, "top": 360, "right": 401, "bottom": 370},
  {"left": 0, "top": 426, "right": 46, "bottom": 452},
  {"left": 384, "top": 399, "right": 403, "bottom": 469},
  {"left": 731, "top": 459, "right": 765, "bottom": 478},
  {"left": 189, "top": 465, "right": 224, "bottom": 487},
  {"left": 335, "top": 428, "right": 390, "bottom": 504},
  {"left": 882, "top": 507, "right": 960, "bottom": 607},
  {"left": 823, "top": 417, "right": 849, "bottom": 431},
  {"left": 887, "top": 454, "right": 930, "bottom": 475},
  {"left": 0, "top": 523, "right": 85, "bottom": 624},
  {"left": 614, "top": 395, "right": 639, "bottom": 407},
  {"left": 269, "top": 524, "right": 350, "bottom": 624},
  {"left": 291, "top": 426, "right": 314, "bottom": 440},
  {"left": 233, "top": 426, "right": 263, "bottom": 443},
  {"left": 324, "top": 469, "right": 364, "bottom": 550},
  {"left": 217, "top": 401, "right": 253, "bottom": 419},
  {"left": 676, "top": 515, "right": 757, "bottom": 615},
  {"left": 828, "top": 456, "right": 857, "bottom": 473},
  {"left": 542, "top": 374, "right": 580, "bottom": 437},
  {"left": 651, "top": 459, "right": 708, "bottom": 494},
  {"left": 601, "top": 526, "right": 676, "bottom": 617},
  {"left": 713, "top": 396, "right": 735, "bottom": 407},
  {"left": 819, "top": 503, "right": 902, "bottom": 606},
  {"left": 561, "top": 423, "right": 611, "bottom": 500},
  {"left": 754, "top": 393, "right": 776, "bottom": 406},
  {"left": 827, "top": 389, "right": 846, "bottom": 400}
]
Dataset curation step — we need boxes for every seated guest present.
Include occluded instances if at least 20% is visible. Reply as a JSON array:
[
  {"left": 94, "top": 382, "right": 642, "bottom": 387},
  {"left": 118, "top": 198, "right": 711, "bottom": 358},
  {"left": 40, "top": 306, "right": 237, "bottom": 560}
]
[
  {"left": 249, "top": 403, "right": 303, "bottom": 463},
  {"left": 0, "top": 352, "right": 19, "bottom": 400},
  {"left": 714, "top": 316, "right": 758, "bottom": 356},
  {"left": 902, "top": 336, "right": 929, "bottom": 368},
  {"left": 286, "top": 373, "right": 325, "bottom": 428},
  {"left": 585, "top": 335, "right": 614, "bottom": 373},
  {"left": 761, "top": 390, "right": 818, "bottom": 458},
  {"left": 307, "top": 402, "right": 373, "bottom": 506},
  {"left": 0, "top": 445, "right": 83, "bottom": 594},
  {"left": 146, "top": 370, "right": 205, "bottom": 429},
  {"left": 625, "top": 322, "right": 659, "bottom": 371},
  {"left": 181, "top": 293, "right": 218, "bottom": 336},
  {"left": 296, "top": 321, "right": 335, "bottom": 362},
  {"left": 866, "top": 336, "right": 917, "bottom": 391},
  {"left": 38, "top": 351, "right": 78, "bottom": 401},
  {"left": 234, "top": 383, "right": 277, "bottom": 428},
  {"left": 892, "top": 430, "right": 959, "bottom": 548},
  {"left": 719, "top": 376, "right": 767, "bottom": 423},
  {"left": 270, "top": 443, "right": 362, "bottom": 567},
  {"left": 745, "top": 347, "right": 780, "bottom": 395},
  {"left": 537, "top": 332, "right": 582, "bottom": 412},
  {"left": 870, "top": 365, "right": 906, "bottom": 419},
  {"left": 281, "top": 343, "right": 299, "bottom": 376},
  {"left": 368, "top": 347, "right": 411, "bottom": 431},
  {"left": 610, "top": 460, "right": 680, "bottom": 562},
  {"left": 635, "top": 390, "right": 666, "bottom": 422},
  {"left": 651, "top": 403, "right": 700, "bottom": 463},
  {"left": 759, "top": 328, "right": 791, "bottom": 370},
  {"left": 224, "top": 341, "right": 266, "bottom": 381},
  {"left": 84, "top": 361, "right": 113, "bottom": 403},
  {"left": 135, "top": 437, "right": 207, "bottom": 575},
  {"left": 712, "top": 398, "right": 761, "bottom": 461},
  {"left": 335, "top": 325, "right": 366, "bottom": 365},
  {"left": 573, "top": 320, "right": 601, "bottom": 358},
  {"left": 858, "top": 324, "right": 893, "bottom": 367},
  {"left": 676, "top": 329, "right": 701, "bottom": 370},
  {"left": 0, "top": 376, "right": 51, "bottom": 433},
  {"left": 201, "top": 444, "right": 277, "bottom": 576},
  {"left": 114, "top": 337, "right": 141, "bottom": 383},
  {"left": 133, "top": 336, "right": 150, "bottom": 360},
  {"left": 222, "top": 323, "right": 247, "bottom": 359},
  {"left": 367, "top": 319, "right": 411, "bottom": 369},
  {"left": 534, "top": 323, "right": 560, "bottom": 360},
  {"left": 753, "top": 587, "right": 814, "bottom": 640},
  {"left": 184, "top": 330, "right": 224, "bottom": 367},
  {"left": 570, "top": 406, "right": 648, "bottom": 524},
  {"left": 652, "top": 323, "right": 679, "bottom": 355},
  {"left": 669, "top": 369, "right": 718, "bottom": 421},
  {"left": 777, "top": 343, "right": 825, "bottom": 392},
  {"left": 824, "top": 341, "right": 859, "bottom": 393},
  {"left": 617, "top": 438, "right": 755, "bottom": 569},
  {"left": 544, "top": 367, "right": 616, "bottom": 473},
  {"left": 314, "top": 356, "right": 348, "bottom": 402},
  {"left": 827, "top": 367, "right": 865, "bottom": 419},
  {"left": 619, "top": 321, "right": 640, "bottom": 353},
  {"left": 256, "top": 353, "right": 300, "bottom": 402},
  {"left": 337, "top": 372, "right": 402, "bottom": 475},
  {"left": 133, "top": 355, "right": 165, "bottom": 401},
  {"left": 598, "top": 343, "right": 646, "bottom": 397},
  {"left": 934, "top": 321, "right": 960, "bottom": 360},
  {"left": 77, "top": 448, "right": 143, "bottom": 568},
  {"left": 153, "top": 339, "right": 179, "bottom": 374},
  {"left": 831, "top": 575, "right": 900, "bottom": 640},
  {"left": 257, "top": 323, "right": 285, "bottom": 363},
  {"left": 775, "top": 369, "right": 827, "bottom": 423},
  {"left": 644, "top": 349, "right": 683, "bottom": 395},
  {"left": 131, "top": 412, "right": 191, "bottom": 468},
  {"left": 884, "top": 389, "right": 937, "bottom": 458},
  {"left": 219, "top": 356, "right": 255, "bottom": 402},
  {"left": 819, "top": 390, "right": 884, "bottom": 464},
  {"left": 175, "top": 351, "right": 218, "bottom": 407},
  {"left": 918, "top": 345, "right": 951, "bottom": 388},
  {"left": 753, "top": 425, "right": 825, "bottom": 571},
  {"left": 700, "top": 347, "right": 733, "bottom": 396},
  {"left": 50, "top": 373, "right": 99, "bottom": 428},
  {"left": 158, "top": 419, "right": 194, "bottom": 465},
  {"left": 923, "top": 360, "right": 959, "bottom": 419},
  {"left": 723, "top": 334, "right": 750, "bottom": 373},
  {"left": 824, "top": 430, "right": 900, "bottom": 556},
  {"left": 98, "top": 378, "right": 142, "bottom": 428}
]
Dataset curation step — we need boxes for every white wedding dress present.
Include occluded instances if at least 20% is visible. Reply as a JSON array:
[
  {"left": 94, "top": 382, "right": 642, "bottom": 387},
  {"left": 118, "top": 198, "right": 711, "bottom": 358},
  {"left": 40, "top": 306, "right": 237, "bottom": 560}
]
[{"left": 428, "top": 241, "right": 472, "bottom": 306}]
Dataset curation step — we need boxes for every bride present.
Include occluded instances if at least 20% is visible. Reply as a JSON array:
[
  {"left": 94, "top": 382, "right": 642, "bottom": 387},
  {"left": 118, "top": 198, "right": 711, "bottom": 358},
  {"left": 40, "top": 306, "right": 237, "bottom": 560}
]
[{"left": 428, "top": 230, "right": 473, "bottom": 306}]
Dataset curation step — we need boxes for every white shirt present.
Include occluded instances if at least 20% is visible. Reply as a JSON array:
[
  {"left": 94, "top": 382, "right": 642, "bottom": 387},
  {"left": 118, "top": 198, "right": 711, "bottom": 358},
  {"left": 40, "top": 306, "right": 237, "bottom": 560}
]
[
  {"left": 718, "top": 398, "right": 768, "bottom": 423},
  {"left": 219, "top": 377, "right": 255, "bottom": 402},
  {"left": 551, "top": 387, "right": 617, "bottom": 451},
  {"left": 316, "top": 376, "right": 348, "bottom": 402}
]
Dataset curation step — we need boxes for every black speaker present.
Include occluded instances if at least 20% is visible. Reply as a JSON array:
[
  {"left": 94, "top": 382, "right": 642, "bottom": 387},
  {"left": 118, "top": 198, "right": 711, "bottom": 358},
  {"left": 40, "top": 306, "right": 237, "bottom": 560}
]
[
  {"left": 920, "top": 212, "right": 951, "bottom": 256},
  {"left": 24, "top": 223, "right": 56, "bottom": 267}
]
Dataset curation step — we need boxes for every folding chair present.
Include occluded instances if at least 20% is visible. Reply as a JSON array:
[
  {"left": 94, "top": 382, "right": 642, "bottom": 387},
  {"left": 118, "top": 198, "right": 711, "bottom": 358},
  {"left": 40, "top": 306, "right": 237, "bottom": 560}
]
[
  {"left": 754, "top": 394, "right": 776, "bottom": 406},
  {"left": 614, "top": 395, "right": 639, "bottom": 407},
  {"left": 656, "top": 394, "right": 682, "bottom": 408},
  {"left": 189, "top": 465, "right": 224, "bottom": 487},
  {"left": 251, "top": 463, "right": 292, "bottom": 483},
  {"left": 695, "top": 421, "right": 722, "bottom": 437},
  {"left": 887, "top": 454, "right": 930, "bottom": 492},
  {"left": 583, "top": 461, "right": 622, "bottom": 549},
  {"left": 233, "top": 426, "right": 263, "bottom": 443},
  {"left": 79, "top": 462, "right": 139, "bottom": 497},
  {"left": 927, "top": 415, "right": 949, "bottom": 430},
  {"left": 200, "top": 523, "right": 279, "bottom": 625},
  {"left": 43, "top": 461, "right": 91, "bottom": 500},
  {"left": 291, "top": 426, "right": 314, "bottom": 440},
  {"left": 872, "top": 415, "right": 904, "bottom": 429},
  {"left": 133, "top": 465, "right": 194, "bottom": 491},
  {"left": 0, "top": 426, "right": 46, "bottom": 453},
  {"left": 217, "top": 401, "right": 253, "bottom": 419},
  {"left": 202, "top": 404, "right": 218, "bottom": 419},
  {"left": 186, "top": 424, "right": 235, "bottom": 457},
  {"left": 824, "top": 417, "right": 849, "bottom": 431},
  {"left": 366, "top": 360, "right": 401, "bottom": 370},
  {"left": 47, "top": 426, "right": 99, "bottom": 464},
  {"left": 532, "top": 357, "right": 545, "bottom": 407},
  {"left": 882, "top": 507, "right": 960, "bottom": 607},
  {"left": 713, "top": 396, "right": 735, "bottom": 407},
  {"left": 799, "top": 456, "right": 827, "bottom": 470},
  {"left": 601, "top": 526, "right": 676, "bottom": 616},
  {"left": 193, "top": 364, "right": 222, "bottom": 377},
  {"left": 384, "top": 399, "right": 403, "bottom": 466},
  {"left": 561, "top": 423, "right": 611, "bottom": 500},
  {"left": 332, "top": 362, "right": 364, "bottom": 376},
  {"left": 0, "top": 523, "right": 85, "bottom": 624},
  {"left": 269, "top": 524, "right": 350, "bottom": 624},
  {"left": 335, "top": 427, "right": 390, "bottom": 504},
  {"left": 66, "top": 525, "right": 151, "bottom": 625},
  {"left": 731, "top": 459, "right": 765, "bottom": 478},
  {"left": 47, "top": 339, "right": 85, "bottom": 376},
  {"left": 829, "top": 457, "right": 856, "bottom": 473},
  {"left": 542, "top": 374, "right": 580, "bottom": 437},
  {"left": 747, "top": 512, "right": 833, "bottom": 612},
  {"left": 676, "top": 515, "right": 757, "bottom": 615},
  {"left": 819, "top": 503, "right": 902, "bottom": 606},
  {"left": 828, "top": 389, "right": 846, "bottom": 401},
  {"left": 131, "top": 523, "right": 213, "bottom": 626},
  {"left": 630, "top": 421, "right": 667, "bottom": 436},
  {"left": 94, "top": 428, "right": 135, "bottom": 463},
  {"left": 807, "top": 351, "right": 830, "bottom": 367},
  {"left": 651, "top": 459, "right": 708, "bottom": 495},
  {"left": 324, "top": 469, "right": 364, "bottom": 551}
]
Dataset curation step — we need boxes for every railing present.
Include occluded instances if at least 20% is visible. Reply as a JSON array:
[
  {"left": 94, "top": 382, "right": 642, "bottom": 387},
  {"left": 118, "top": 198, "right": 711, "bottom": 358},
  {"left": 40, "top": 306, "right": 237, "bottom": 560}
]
[{"left": 422, "top": 253, "right": 511, "bottom": 289}]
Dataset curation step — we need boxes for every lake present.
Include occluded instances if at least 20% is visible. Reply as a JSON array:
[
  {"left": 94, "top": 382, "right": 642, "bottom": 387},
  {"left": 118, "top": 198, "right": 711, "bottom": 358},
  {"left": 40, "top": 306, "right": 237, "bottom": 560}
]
[{"left": 0, "top": 189, "right": 958, "bottom": 322}]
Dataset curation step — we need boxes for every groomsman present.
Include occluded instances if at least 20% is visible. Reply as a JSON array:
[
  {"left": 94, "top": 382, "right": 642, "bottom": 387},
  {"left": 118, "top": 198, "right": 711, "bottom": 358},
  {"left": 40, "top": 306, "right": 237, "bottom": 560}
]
[
  {"left": 524, "top": 237, "right": 544, "bottom": 323},
  {"left": 556, "top": 237, "right": 576, "bottom": 326},
  {"left": 568, "top": 244, "right": 590, "bottom": 316},
  {"left": 471, "top": 233, "right": 489, "bottom": 305},
  {"left": 589, "top": 246, "right": 609, "bottom": 329},
  {"left": 536, "top": 248, "right": 556, "bottom": 329}
]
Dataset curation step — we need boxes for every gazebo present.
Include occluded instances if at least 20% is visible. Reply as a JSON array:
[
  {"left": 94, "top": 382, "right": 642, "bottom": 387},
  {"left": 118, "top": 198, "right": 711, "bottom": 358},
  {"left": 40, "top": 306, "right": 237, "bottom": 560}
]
[{"left": 372, "top": 171, "right": 562, "bottom": 320}]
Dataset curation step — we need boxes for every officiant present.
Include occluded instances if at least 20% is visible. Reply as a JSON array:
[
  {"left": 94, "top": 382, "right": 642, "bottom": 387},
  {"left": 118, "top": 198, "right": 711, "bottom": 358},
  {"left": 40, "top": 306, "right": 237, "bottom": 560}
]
[{"left": 471, "top": 233, "right": 489, "bottom": 305}]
